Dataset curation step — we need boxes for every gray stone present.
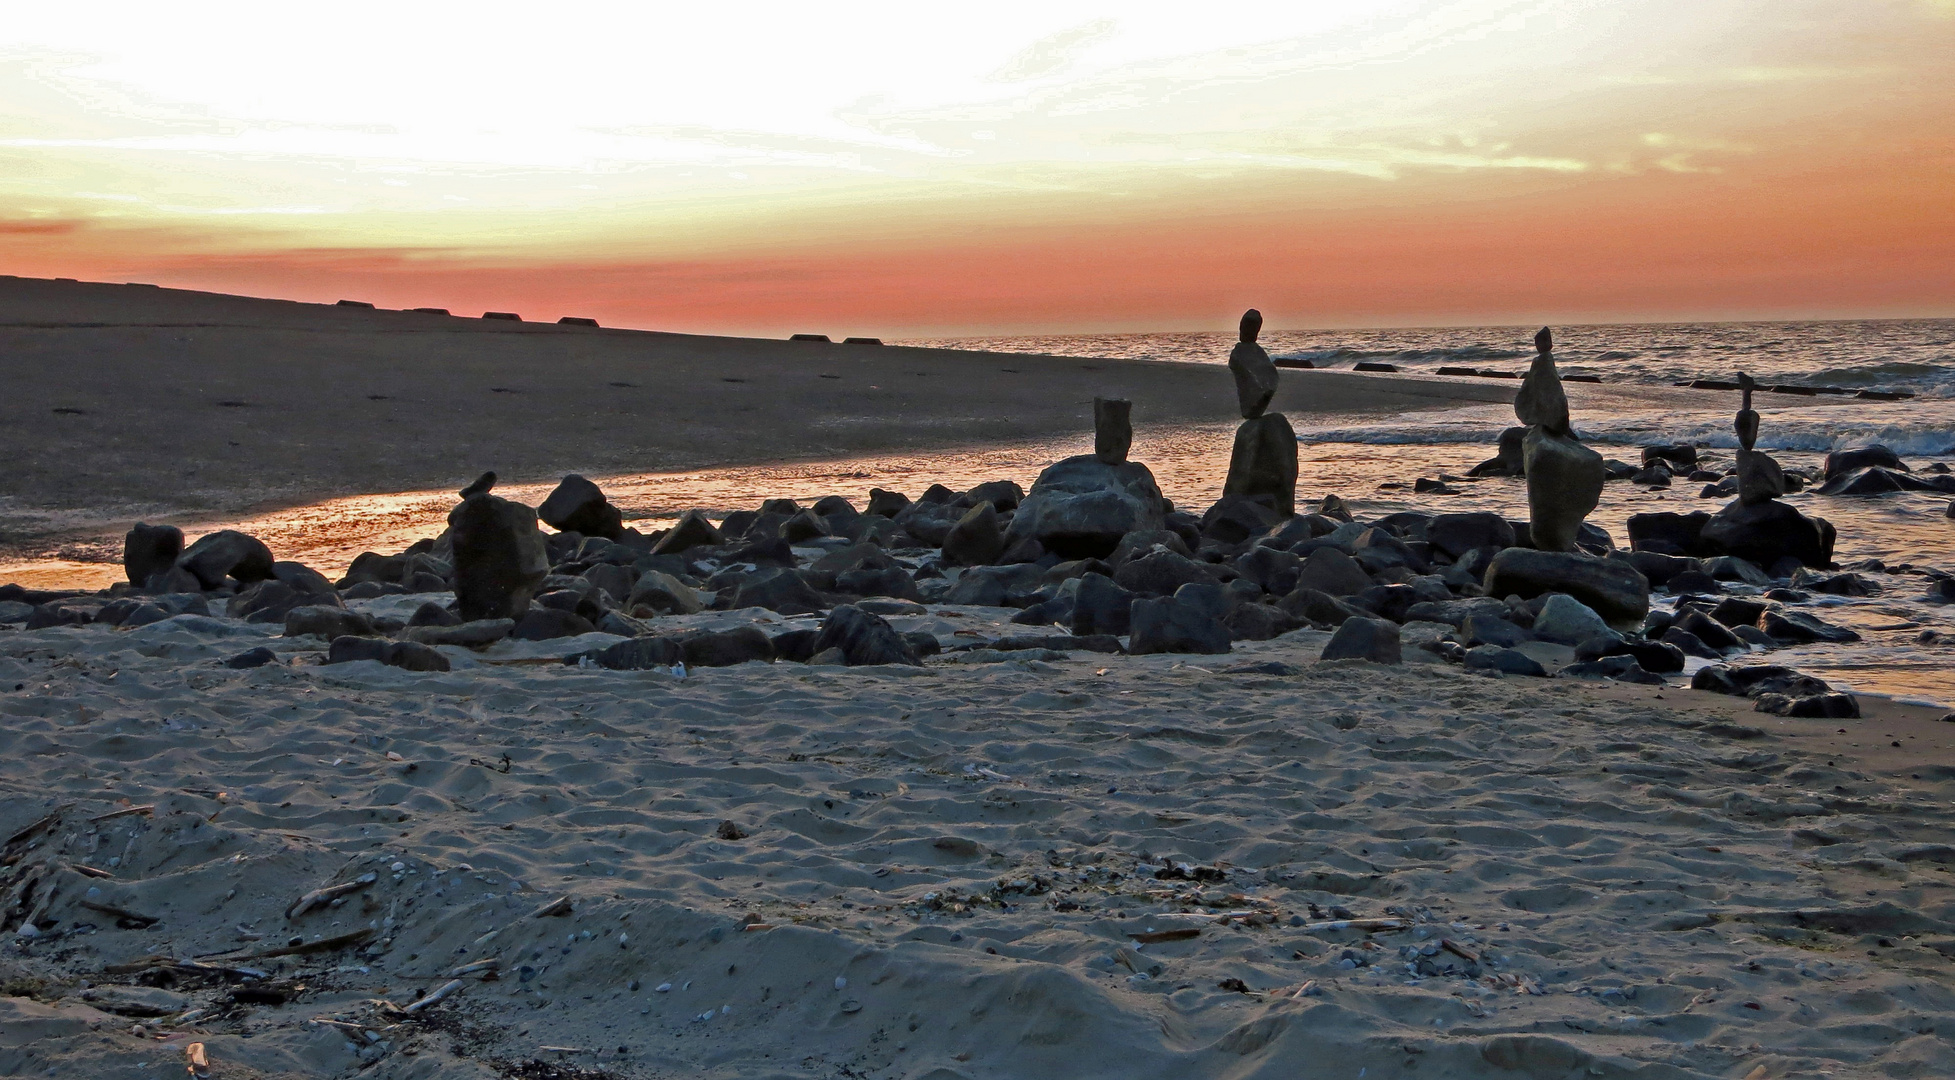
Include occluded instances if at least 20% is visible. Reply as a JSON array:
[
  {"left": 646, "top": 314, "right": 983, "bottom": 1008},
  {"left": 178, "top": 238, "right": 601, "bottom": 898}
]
[
  {"left": 676, "top": 626, "right": 776, "bottom": 667},
  {"left": 628, "top": 570, "right": 704, "bottom": 615},
  {"left": 1484, "top": 548, "right": 1649, "bottom": 628},
  {"left": 1294, "top": 547, "right": 1374, "bottom": 597},
  {"left": 812, "top": 604, "right": 922, "bottom": 666},
  {"left": 1222, "top": 413, "right": 1298, "bottom": 517},
  {"left": 942, "top": 502, "right": 1006, "bottom": 566},
  {"left": 1128, "top": 594, "right": 1231, "bottom": 655},
  {"left": 1094, "top": 397, "right": 1132, "bottom": 464},
  {"left": 512, "top": 607, "right": 595, "bottom": 640},
  {"left": 1460, "top": 613, "right": 1531, "bottom": 648},
  {"left": 1561, "top": 655, "right": 1665, "bottom": 684},
  {"left": 178, "top": 530, "right": 275, "bottom": 589},
  {"left": 326, "top": 636, "right": 450, "bottom": 672},
  {"left": 730, "top": 568, "right": 826, "bottom": 615},
  {"left": 1823, "top": 445, "right": 1905, "bottom": 481},
  {"left": 397, "top": 619, "right": 514, "bottom": 647},
  {"left": 1070, "top": 572, "right": 1135, "bottom": 636},
  {"left": 650, "top": 510, "right": 723, "bottom": 556},
  {"left": 223, "top": 646, "right": 278, "bottom": 670},
  {"left": 448, "top": 494, "right": 549, "bottom": 621},
  {"left": 1463, "top": 645, "right": 1548, "bottom": 677},
  {"left": 1515, "top": 343, "right": 1571, "bottom": 433},
  {"left": 1521, "top": 429, "right": 1605, "bottom": 553},
  {"left": 966, "top": 480, "right": 1026, "bottom": 512},
  {"left": 1700, "top": 499, "right": 1835, "bottom": 570},
  {"left": 283, "top": 606, "right": 376, "bottom": 639},
  {"left": 1007, "top": 454, "right": 1167, "bottom": 559},
  {"left": 1761, "top": 609, "right": 1861, "bottom": 644},
  {"left": 1468, "top": 426, "right": 1528, "bottom": 478},
  {"left": 1426, "top": 512, "right": 1516, "bottom": 561},
  {"left": 580, "top": 636, "right": 686, "bottom": 671},
  {"left": 1319, "top": 617, "right": 1401, "bottom": 664},
  {"left": 123, "top": 523, "right": 183, "bottom": 586},
  {"left": 1114, "top": 548, "right": 1219, "bottom": 597},
  {"left": 1531, "top": 594, "right": 1615, "bottom": 646},
  {"left": 866, "top": 488, "right": 912, "bottom": 518},
  {"left": 1228, "top": 309, "right": 1278, "bottom": 419},
  {"left": 1734, "top": 449, "right": 1786, "bottom": 505}
]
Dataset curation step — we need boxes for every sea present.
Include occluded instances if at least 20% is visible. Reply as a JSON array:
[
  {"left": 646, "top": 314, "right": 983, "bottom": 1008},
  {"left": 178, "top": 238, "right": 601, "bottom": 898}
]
[{"left": 900, "top": 320, "right": 1955, "bottom": 706}]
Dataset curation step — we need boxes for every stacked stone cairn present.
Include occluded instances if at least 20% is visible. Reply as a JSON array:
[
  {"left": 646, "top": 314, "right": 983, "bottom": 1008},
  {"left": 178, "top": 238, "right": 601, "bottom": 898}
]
[{"left": 1221, "top": 309, "right": 1299, "bottom": 517}]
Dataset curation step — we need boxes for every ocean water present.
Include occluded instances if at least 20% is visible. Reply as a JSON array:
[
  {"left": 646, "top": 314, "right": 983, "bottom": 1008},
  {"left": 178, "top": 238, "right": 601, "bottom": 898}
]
[{"left": 901, "top": 320, "right": 1955, "bottom": 706}]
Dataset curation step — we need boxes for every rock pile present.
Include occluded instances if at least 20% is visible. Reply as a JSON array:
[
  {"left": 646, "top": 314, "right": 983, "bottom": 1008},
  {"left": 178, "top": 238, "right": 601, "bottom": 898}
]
[
  {"left": 1515, "top": 327, "right": 1604, "bottom": 553},
  {"left": 1221, "top": 310, "right": 1299, "bottom": 517}
]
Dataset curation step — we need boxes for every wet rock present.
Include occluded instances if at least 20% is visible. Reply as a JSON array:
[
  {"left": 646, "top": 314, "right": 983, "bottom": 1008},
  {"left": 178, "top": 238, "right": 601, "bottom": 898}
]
[
  {"left": 1468, "top": 426, "right": 1528, "bottom": 478},
  {"left": 677, "top": 626, "right": 776, "bottom": 667},
  {"left": 1660, "top": 626, "right": 1723, "bottom": 659},
  {"left": 283, "top": 606, "right": 377, "bottom": 639},
  {"left": 812, "top": 604, "right": 922, "bottom": 666},
  {"left": 1709, "top": 597, "right": 1767, "bottom": 626},
  {"left": 1626, "top": 511, "right": 1712, "bottom": 557},
  {"left": 1734, "top": 449, "right": 1787, "bottom": 505},
  {"left": 123, "top": 524, "right": 183, "bottom": 586},
  {"left": 942, "top": 502, "right": 1006, "bottom": 566},
  {"left": 1319, "top": 617, "right": 1402, "bottom": 664},
  {"left": 1228, "top": 309, "right": 1278, "bottom": 419},
  {"left": 1222, "top": 414, "right": 1298, "bottom": 517},
  {"left": 1008, "top": 454, "right": 1167, "bottom": 559},
  {"left": 1577, "top": 636, "right": 1685, "bottom": 673},
  {"left": 1761, "top": 609, "right": 1861, "bottom": 644},
  {"left": 1673, "top": 608, "right": 1743, "bottom": 651},
  {"left": 1069, "top": 572, "right": 1135, "bottom": 636},
  {"left": 1128, "top": 592, "right": 1231, "bottom": 655},
  {"left": 449, "top": 494, "right": 550, "bottom": 621},
  {"left": 1642, "top": 444, "right": 1697, "bottom": 469},
  {"left": 1754, "top": 691, "right": 1860, "bottom": 718},
  {"left": 1702, "top": 555, "right": 1772, "bottom": 585},
  {"left": 1791, "top": 569, "right": 1880, "bottom": 596},
  {"left": 538, "top": 474, "right": 625, "bottom": 540},
  {"left": 178, "top": 530, "right": 276, "bottom": 589},
  {"left": 650, "top": 510, "right": 723, "bottom": 556},
  {"left": 1483, "top": 548, "right": 1650, "bottom": 627},
  {"left": 1691, "top": 663, "right": 1834, "bottom": 699},
  {"left": 1623, "top": 550, "right": 1701, "bottom": 588},
  {"left": 1823, "top": 445, "right": 1905, "bottom": 481},
  {"left": 1094, "top": 397, "right": 1132, "bottom": 465},
  {"left": 1463, "top": 645, "right": 1547, "bottom": 677},
  {"left": 1699, "top": 499, "right": 1835, "bottom": 570}
]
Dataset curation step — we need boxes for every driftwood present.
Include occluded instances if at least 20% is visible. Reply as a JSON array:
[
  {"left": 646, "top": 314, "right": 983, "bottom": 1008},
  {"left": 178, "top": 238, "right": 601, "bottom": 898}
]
[{"left": 286, "top": 872, "right": 378, "bottom": 919}]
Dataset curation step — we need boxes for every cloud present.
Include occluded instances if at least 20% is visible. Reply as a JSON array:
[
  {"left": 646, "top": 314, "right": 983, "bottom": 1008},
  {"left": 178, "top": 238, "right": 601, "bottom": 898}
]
[{"left": 989, "top": 19, "right": 1120, "bottom": 83}]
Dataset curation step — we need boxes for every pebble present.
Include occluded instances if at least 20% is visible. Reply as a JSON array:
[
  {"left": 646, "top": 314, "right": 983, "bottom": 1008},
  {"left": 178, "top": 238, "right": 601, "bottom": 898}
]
[
  {"left": 834, "top": 976, "right": 847, "bottom": 990},
  {"left": 840, "top": 999, "right": 862, "bottom": 1013},
  {"left": 655, "top": 983, "right": 671, "bottom": 993}
]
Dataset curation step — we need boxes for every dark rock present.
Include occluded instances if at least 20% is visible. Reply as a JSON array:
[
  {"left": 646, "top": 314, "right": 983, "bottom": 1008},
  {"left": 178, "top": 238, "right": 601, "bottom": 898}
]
[
  {"left": 1070, "top": 573, "right": 1135, "bottom": 636},
  {"left": 1128, "top": 594, "right": 1231, "bottom": 655},
  {"left": 1320, "top": 617, "right": 1402, "bottom": 664},
  {"left": 284, "top": 606, "right": 376, "bottom": 639},
  {"left": 326, "top": 636, "right": 451, "bottom": 672},
  {"left": 1629, "top": 466, "right": 1672, "bottom": 488},
  {"left": 678, "top": 626, "right": 776, "bottom": 667},
  {"left": 1463, "top": 645, "right": 1547, "bottom": 677},
  {"left": 224, "top": 646, "right": 278, "bottom": 670},
  {"left": 1293, "top": 548, "right": 1373, "bottom": 597},
  {"left": 581, "top": 636, "right": 686, "bottom": 671},
  {"left": 538, "top": 475, "right": 625, "bottom": 540},
  {"left": 813, "top": 495, "right": 860, "bottom": 523},
  {"left": 1460, "top": 613, "right": 1531, "bottom": 648},
  {"left": 1692, "top": 664, "right": 1834, "bottom": 699},
  {"left": 1280, "top": 588, "right": 1376, "bottom": 627},
  {"left": 511, "top": 607, "right": 595, "bottom": 640},
  {"left": 449, "top": 494, "right": 550, "bottom": 621},
  {"left": 1734, "top": 449, "right": 1786, "bottom": 504},
  {"left": 866, "top": 488, "right": 911, "bottom": 518},
  {"left": 1624, "top": 550, "right": 1701, "bottom": 588},
  {"left": 917, "top": 484, "right": 957, "bottom": 505},
  {"left": 893, "top": 502, "right": 962, "bottom": 547},
  {"left": 836, "top": 565, "right": 922, "bottom": 602},
  {"left": 904, "top": 630, "right": 942, "bottom": 657},
  {"left": 1561, "top": 655, "right": 1665, "bottom": 684},
  {"left": 1699, "top": 499, "right": 1835, "bottom": 570},
  {"left": 409, "top": 601, "right": 462, "bottom": 627},
  {"left": 730, "top": 568, "right": 826, "bottom": 615},
  {"left": 1228, "top": 310, "right": 1278, "bottom": 419},
  {"left": 338, "top": 551, "right": 406, "bottom": 588},
  {"left": 271, "top": 561, "right": 338, "bottom": 597},
  {"left": 966, "top": 480, "right": 1025, "bottom": 512},
  {"left": 1674, "top": 609, "right": 1742, "bottom": 652},
  {"left": 1114, "top": 548, "right": 1218, "bottom": 597},
  {"left": 1577, "top": 636, "right": 1685, "bottom": 673},
  {"left": 1791, "top": 569, "right": 1879, "bottom": 596},
  {"left": 1702, "top": 555, "right": 1772, "bottom": 585},
  {"left": 1222, "top": 414, "right": 1298, "bottom": 517},
  {"left": 771, "top": 629, "right": 821, "bottom": 663},
  {"left": 778, "top": 509, "right": 832, "bottom": 543},
  {"left": 459, "top": 471, "right": 497, "bottom": 498},
  {"left": 1483, "top": 548, "right": 1650, "bottom": 627},
  {"left": 1223, "top": 602, "right": 1291, "bottom": 641},
  {"left": 1642, "top": 444, "right": 1697, "bottom": 469},
  {"left": 123, "top": 524, "right": 183, "bottom": 586},
  {"left": 1754, "top": 692, "right": 1859, "bottom": 718},
  {"left": 1094, "top": 397, "right": 1132, "bottom": 464},
  {"left": 811, "top": 605, "right": 922, "bottom": 666},
  {"left": 1426, "top": 512, "right": 1516, "bottom": 561},
  {"left": 1234, "top": 545, "right": 1302, "bottom": 596},
  {"left": 1709, "top": 597, "right": 1767, "bottom": 627},
  {"left": 1824, "top": 445, "right": 1905, "bottom": 481},
  {"left": 1514, "top": 348, "right": 1571, "bottom": 433},
  {"left": 1007, "top": 454, "right": 1166, "bottom": 559},
  {"left": 1665, "top": 570, "right": 1722, "bottom": 594},
  {"left": 1467, "top": 426, "right": 1528, "bottom": 477},
  {"left": 650, "top": 510, "right": 723, "bottom": 556},
  {"left": 1626, "top": 511, "right": 1712, "bottom": 557},
  {"left": 626, "top": 569, "right": 704, "bottom": 615},
  {"left": 1925, "top": 578, "right": 1955, "bottom": 604},
  {"left": 25, "top": 601, "right": 100, "bottom": 629},
  {"left": 1402, "top": 596, "right": 1510, "bottom": 627},
  {"left": 1352, "top": 584, "right": 1418, "bottom": 623},
  {"left": 178, "top": 530, "right": 275, "bottom": 589},
  {"left": 1661, "top": 626, "right": 1724, "bottom": 660},
  {"left": 1761, "top": 610, "right": 1860, "bottom": 644},
  {"left": 1351, "top": 528, "right": 1426, "bottom": 575},
  {"left": 398, "top": 619, "right": 514, "bottom": 647},
  {"left": 942, "top": 502, "right": 1006, "bottom": 566},
  {"left": 1532, "top": 594, "right": 1614, "bottom": 645}
]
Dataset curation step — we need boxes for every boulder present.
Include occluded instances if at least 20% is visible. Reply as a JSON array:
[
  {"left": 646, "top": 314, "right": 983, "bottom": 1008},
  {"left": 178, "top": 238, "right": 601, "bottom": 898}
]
[
  {"left": 627, "top": 570, "right": 704, "bottom": 615},
  {"left": 326, "top": 636, "right": 450, "bottom": 672},
  {"left": 941, "top": 502, "right": 1006, "bottom": 566},
  {"left": 1521, "top": 429, "right": 1605, "bottom": 553},
  {"left": 1280, "top": 588, "right": 1376, "bottom": 627},
  {"left": 1069, "top": 573, "right": 1135, "bottom": 636},
  {"left": 512, "top": 607, "right": 596, "bottom": 640},
  {"left": 177, "top": 530, "right": 275, "bottom": 589},
  {"left": 579, "top": 636, "right": 686, "bottom": 671},
  {"left": 1467, "top": 426, "right": 1528, "bottom": 478},
  {"left": 1483, "top": 548, "right": 1649, "bottom": 627},
  {"left": 1127, "top": 592, "right": 1231, "bottom": 655},
  {"left": 409, "top": 601, "right": 462, "bottom": 627},
  {"left": 866, "top": 488, "right": 912, "bottom": 518},
  {"left": 730, "top": 568, "right": 826, "bottom": 615},
  {"left": 1463, "top": 645, "right": 1547, "bottom": 677},
  {"left": 1560, "top": 655, "right": 1665, "bottom": 684},
  {"left": 122, "top": 524, "right": 183, "bottom": 586},
  {"left": 1578, "top": 636, "right": 1685, "bottom": 673},
  {"left": 1817, "top": 467, "right": 1955, "bottom": 496},
  {"left": 1007, "top": 454, "right": 1166, "bottom": 559},
  {"left": 1293, "top": 547, "right": 1374, "bottom": 597},
  {"left": 1228, "top": 342, "right": 1279, "bottom": 421},
  {"left": 966, "top": 480, "right": 1025, "bottom": 512},
  {"left": 1753, "top": 691, "right": 1860, "bottom": 718},
  {"left": 1692, "top": 664, "right": 1835, "bottom": 700},
  {"left": 1094, "top": 397, "right": 1133, "bottom": 464},
  {"left": 1531, "top": 594, "right": 1614, "bottom": 646},
  {"left": 1642, "top": 444, "right": 1697, "bottom": 469},
  {"left": 778, "top": 509, "right": 832, "bottom": 543},
  {"left": 1623, "top": 550, "right": 1701, "bottom": 588},
  {"left": 1114, "top": 548, "right": 1218, "bottom": 597},
  {"left": 1761, "top": 609, "right": 1860, "bottom": 644},
  {"left": 1460, "top": 613, "right": 1531, "bottom": 648},
  {"left": 1222, "top": 413, "right": 1298, "bottom": 517},
  {"left": 1426, "top": 512, "right": 1516, "bottom": 561},
  {"left": 538, "top": 474, "right": 625, "bottom": 540},
  {"left": 1734, "top": 449, "right": 1786, "bottom": 505},
  {"left": 1626, "top": 511, "right": 1712, "bottom": 557},
  {"left": 1699, "top": 499, "right": 1835, "bottom": 570},
  {"left": 448, "top": 494, "right": 550, "bottom": 621},
  {"left": 1514, "top": 351, "right": 1572, "bottom": 433},
  {"left": 1823, "top": 445, "right": 1905, "bottom": 481},
  {"left": 1403, "top": 595, "right": 1510, "bottom": 627},
  {"left": 1234, "top": 545, "right": 1302, "bottom": 596},
  {"left": 677, "top": 627, "right": 776, "bottom": 667},
  {"left": 283, "top": 606, "right": 376, "bottom": 639},
  {"left": 649, "top": 510, "right": 722, "bottom": 556},
  {"left": 1201, "top": 495, "right": 1285, "bottom": 545},
  {"left": 1319, "top": 617, "right": 1401, "bottom": 664},
  {"left": 224, "top": 647, "right": 278, "bottom": 670},
  {"left": 811, "top": 604, "right": 922, "bottom": 666}
]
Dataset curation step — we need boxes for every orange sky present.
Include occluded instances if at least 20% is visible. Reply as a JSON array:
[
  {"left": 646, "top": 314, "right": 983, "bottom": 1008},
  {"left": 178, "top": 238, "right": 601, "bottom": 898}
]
[{"left": 3, "top": 1, "right": 1951, "bottom": 335}]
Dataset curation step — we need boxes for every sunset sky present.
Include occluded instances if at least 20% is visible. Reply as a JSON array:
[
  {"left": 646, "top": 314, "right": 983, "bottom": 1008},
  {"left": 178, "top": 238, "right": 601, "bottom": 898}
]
[{"left": 3, "top": 0, "right": 1951, "bottom": 336}]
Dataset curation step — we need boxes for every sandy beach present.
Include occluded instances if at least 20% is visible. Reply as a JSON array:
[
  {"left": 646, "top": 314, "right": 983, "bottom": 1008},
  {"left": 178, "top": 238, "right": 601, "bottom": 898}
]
[{"left": 4, "top": 612, "right": 1955, "bottom": 1080}]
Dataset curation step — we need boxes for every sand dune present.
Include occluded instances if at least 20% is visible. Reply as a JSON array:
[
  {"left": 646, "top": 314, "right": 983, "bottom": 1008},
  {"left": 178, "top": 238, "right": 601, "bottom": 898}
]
[{"left": 3, "top": 608, "right": 1954, "bottom": 1078}]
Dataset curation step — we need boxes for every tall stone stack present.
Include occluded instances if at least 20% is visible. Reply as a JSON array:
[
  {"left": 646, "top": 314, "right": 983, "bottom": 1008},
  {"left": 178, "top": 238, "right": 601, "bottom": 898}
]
[
  {"left": 1516, "top": 327, "right": 1604, "bottom": 552},
  {"left": 1699, "top": 371, "right": 1836, "bottom": 569},
  {"left": 1221, "top": 309, "right": 1299, "bottom": 517}
]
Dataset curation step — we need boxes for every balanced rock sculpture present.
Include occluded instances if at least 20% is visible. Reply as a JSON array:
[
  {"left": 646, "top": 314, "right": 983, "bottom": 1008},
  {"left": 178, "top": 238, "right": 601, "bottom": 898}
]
[
  {"left": 1516, "top": 327, "right": 1604, "bottom": 552},
  {"left": 1008, "top": 402, "right": 1166, "bottom": 559},
  {"left": 1699, "top": 371, "right": 1835, "bottom": 569},
  {"left": 448, "top": 473, "right": 550, "bottom": 621},
  {"left": 1221, "top": 309, "right": 1299, "bottom": 517}
]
